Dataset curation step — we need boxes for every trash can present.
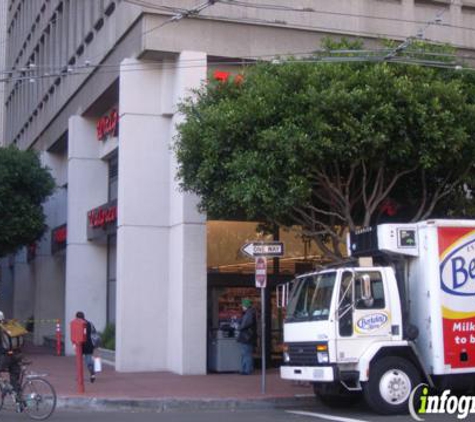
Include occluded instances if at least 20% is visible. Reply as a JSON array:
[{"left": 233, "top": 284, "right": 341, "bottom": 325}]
[{"left": 208, "top": 329, "right": 241, "bottom": 372}]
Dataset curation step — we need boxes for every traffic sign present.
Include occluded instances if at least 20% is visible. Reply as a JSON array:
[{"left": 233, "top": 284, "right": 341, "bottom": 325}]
[
  {"left": 255, "top": 256, "right": 267, "bottom": 288},
  {"left": 241, "top": 241, "right": 284, "bottom": 258}
]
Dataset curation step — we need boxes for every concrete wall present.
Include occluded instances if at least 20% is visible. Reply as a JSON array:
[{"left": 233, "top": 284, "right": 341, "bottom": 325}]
[
  {"left": 30, "top": 152, "right": 69, "bottom": 343},
  {"left": 0, "top": 0, "right": 6, "bottom": 145}
]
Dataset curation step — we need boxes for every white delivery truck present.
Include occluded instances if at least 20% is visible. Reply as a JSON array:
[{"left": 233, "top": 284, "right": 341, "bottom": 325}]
[{"left": 280, "top": 219, "right": 475, "bottom": 414}]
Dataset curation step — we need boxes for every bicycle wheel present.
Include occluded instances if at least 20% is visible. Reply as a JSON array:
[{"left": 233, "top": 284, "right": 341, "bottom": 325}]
[{"left": 21, "top": 377, "right": 56, "bottom": 420}]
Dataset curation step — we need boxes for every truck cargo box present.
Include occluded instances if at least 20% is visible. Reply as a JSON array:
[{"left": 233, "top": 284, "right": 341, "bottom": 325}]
[{"left": 403, "top": 220, "right": 475, "bottom": 375}]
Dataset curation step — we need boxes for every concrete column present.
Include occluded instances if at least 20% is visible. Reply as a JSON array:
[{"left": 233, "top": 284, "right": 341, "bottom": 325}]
[
  {"left": 167, "top": 51, "right": 207, "bottom": 375},
  {"left": 116, "top": 53, "right": 207, "bottom": 374},
  {"left": 116, "top": 59, "right": 171, "bottom": 371},
  {"left": 65, "top": 116, "right": 108, "bottom": 355}
]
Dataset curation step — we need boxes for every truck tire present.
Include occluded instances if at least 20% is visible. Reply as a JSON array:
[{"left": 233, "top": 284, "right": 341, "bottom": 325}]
[
  {"left": 363, "top": 356, "right": 421, "bottom": 415},
  {"left": 313, "top": 383, "right": 361, "bottom": 408}
]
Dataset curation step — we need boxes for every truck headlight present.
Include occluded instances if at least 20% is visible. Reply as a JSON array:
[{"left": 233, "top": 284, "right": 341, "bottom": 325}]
[
  {"left": 317, "top": 351, "right": 329, "bottom": 364},
  {"left": 282, "top": 344, "right": 290, "bottom": 363},
  {"left": 316, "top": 344, "right": 329, "bottom": 364}
]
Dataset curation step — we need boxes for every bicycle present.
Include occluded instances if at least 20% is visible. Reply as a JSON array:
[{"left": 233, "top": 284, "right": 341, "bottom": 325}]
[{"left": 0, "top": 356, "right": 56, "bottom": 420}]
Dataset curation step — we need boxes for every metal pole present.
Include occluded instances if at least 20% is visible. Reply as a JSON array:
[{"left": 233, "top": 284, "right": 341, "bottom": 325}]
[
  {"left": 75, "top": 343, "right": 85, "bottom": 393},
  {"left": 261, "top": 286, "right": 266, "bottom": 394},
  {"left": 56, "top": 319, "right": 62, "bottom": 356}
]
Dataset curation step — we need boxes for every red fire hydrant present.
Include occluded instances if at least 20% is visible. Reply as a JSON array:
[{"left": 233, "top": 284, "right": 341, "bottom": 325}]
[{"left": 70, "top": 318, "right": 86, "bottom": 393}]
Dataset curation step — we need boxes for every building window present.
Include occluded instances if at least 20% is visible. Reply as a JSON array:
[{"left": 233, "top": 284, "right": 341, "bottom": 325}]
[
  {"left": 107, "top": 235, "right": 117, "bottom": 324},
  {"left": 108, "top": 153, "right": 118, "bottom": 201}
]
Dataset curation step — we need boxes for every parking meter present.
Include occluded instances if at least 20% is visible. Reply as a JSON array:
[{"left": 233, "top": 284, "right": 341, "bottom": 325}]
[
  {"left": 70, "top": 318, "right": 86, "bottom": 393},
  {"left": 70, "top": 318, "right": 86, "bottom": 344}
]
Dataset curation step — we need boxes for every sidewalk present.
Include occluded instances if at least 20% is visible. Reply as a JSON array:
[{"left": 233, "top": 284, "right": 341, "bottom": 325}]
[{"left": 23, "top": 345, "right": 314, "bottom": 412}]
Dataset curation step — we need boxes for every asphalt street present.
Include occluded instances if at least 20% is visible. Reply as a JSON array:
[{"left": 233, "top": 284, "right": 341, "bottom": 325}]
[{"left": 0, "top": 407, "right": 460, "bottom": 422}]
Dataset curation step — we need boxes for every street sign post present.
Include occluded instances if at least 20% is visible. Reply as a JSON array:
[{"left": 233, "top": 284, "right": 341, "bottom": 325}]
[
  {"left": 255, "top": 256, "right": 267, "bottom": 395},
  {"left": 241, "top": 240, "right": 285, "bottom": 395}
]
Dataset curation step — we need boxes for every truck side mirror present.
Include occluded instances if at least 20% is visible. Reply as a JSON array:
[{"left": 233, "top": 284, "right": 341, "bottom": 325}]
[{"left": 360, "top": 274, "right": 374, "bottom": 307}]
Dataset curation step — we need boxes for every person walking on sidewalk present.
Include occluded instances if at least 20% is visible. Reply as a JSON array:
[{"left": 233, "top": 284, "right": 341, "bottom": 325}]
[
  {"left": 236, "top": 298, "right": 257, "bottom": 375},
  {"left": 75, "top": 311, "right": 97, "bottom": 383}
]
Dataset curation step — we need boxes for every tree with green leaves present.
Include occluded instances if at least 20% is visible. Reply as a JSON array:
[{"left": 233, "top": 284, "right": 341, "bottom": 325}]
[
  {"left": 0, "top": 146, "right": 55, "bottom": 257},
  {"left": 174, "top": 46, "right": 475, "bottom": 261}
]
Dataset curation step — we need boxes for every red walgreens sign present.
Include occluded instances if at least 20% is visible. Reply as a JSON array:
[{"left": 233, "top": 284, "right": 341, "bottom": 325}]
[
  {"left": 53, "top": 225, "right": 67, "bottom": 243},
  {"left": 96, "top": 108, "right": 119, "bottom": 141},
  {"left": 88, "top": 204, "right": 117, "bottom": 228},
  {"left": 87, "top": 200, "right": 117, "bottom": 241},
  {"left": 51, "top": 224, "right": 67, "bottom": 254}
]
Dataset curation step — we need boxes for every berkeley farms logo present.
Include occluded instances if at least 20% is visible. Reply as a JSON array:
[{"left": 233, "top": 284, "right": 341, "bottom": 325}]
[
  {"left": 356, "top": 312, "right": 388, "bottom": 333},
  {"left": 440, "top": 237, "right": 475, "bottom": 297}
]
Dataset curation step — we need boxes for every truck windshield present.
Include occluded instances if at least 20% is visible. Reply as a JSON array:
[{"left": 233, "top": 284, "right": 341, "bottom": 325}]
[{"left": 286, "top": 272, "right": 336, "bottom": 321}]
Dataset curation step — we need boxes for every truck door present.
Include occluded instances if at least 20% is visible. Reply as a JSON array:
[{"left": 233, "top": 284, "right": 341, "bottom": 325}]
[{"left": 336, "top": 270, "right": 392, "bottom": 364}]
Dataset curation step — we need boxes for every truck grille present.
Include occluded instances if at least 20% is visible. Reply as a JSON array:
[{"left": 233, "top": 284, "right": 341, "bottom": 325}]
[{"left": 287, "top": 342, "right": 322, "bottom": 366}]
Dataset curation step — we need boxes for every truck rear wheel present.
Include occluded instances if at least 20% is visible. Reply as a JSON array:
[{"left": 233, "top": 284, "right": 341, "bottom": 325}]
[{"left": 363, "top": 356, "right": 420, "bottom": 415}]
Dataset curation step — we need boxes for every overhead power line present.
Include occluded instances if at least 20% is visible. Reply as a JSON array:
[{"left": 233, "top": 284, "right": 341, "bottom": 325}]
[
  {"left": 216, "top": 0, "right": 475, "bottom": 33},
  {"left": 2, "top": 0, "right": 475, "bottom": 70},
  {"left": 2, "top": 0, "right": 475, "bottom": 87},
  {"left": 384, "top": 0, "right": 452, "bottom": 60},
  {"left": 0, "top": 48, "right": 470, "bottom": 86}
]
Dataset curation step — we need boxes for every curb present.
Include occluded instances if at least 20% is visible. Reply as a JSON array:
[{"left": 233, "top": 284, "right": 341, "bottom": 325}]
[{"left": 57, "top": 395, "right": 316, "bottom": 412}]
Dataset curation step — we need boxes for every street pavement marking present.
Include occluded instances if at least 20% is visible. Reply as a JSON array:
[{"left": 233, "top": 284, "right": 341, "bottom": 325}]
[{"left": 286, "top": 410, "right": 370, "bottom": 422}]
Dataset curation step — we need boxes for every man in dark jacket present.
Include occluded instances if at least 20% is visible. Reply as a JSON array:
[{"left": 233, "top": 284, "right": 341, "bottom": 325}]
[
  {"left": 76, "top": 311, "right": 96, "bottom": 383},
  {"left": 0, "top": 311, "right": 22, "bottom": 396},
  {"left": 236, "top": 299, "right": 257, "bottom": 375}
]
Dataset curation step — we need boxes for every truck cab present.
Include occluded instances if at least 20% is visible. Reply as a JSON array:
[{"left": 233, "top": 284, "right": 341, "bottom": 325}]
[{"left": 281, "top": 265, "right": 416, "bottom": 413}]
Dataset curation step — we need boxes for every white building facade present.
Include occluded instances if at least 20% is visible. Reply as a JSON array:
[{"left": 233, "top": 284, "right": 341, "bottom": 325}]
[
  {"left": 2, "top": 0, "right": 475, "bottom": 374},
  {"left": 0, "top": 0, "right": 7, "bottom": 144}
]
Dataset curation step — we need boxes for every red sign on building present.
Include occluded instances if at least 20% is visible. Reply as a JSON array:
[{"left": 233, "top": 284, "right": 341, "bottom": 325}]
[
  {"left": 96, "top": 108, "right": 119, "bottom": 141},
  {"left": 51, "top": 224, "right": 67, "bottom": 254},
  {"left": 88, "top": 204, "right": 117, "bottom": 229},
  {"left": 87, "top": 200, "right": 118, "bottom": 241}
]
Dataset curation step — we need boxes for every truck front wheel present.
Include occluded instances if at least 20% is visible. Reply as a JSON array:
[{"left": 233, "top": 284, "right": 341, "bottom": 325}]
[{"left": 363, "top": 356, "right": 421, "bottom": 415}]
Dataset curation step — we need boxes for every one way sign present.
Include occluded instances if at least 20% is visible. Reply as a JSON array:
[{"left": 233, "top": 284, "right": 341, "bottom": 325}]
[{"left": 240, "top": 241, "right": 284, "bottom": 258}]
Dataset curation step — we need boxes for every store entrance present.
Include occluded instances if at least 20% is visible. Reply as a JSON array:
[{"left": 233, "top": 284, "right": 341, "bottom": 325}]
[
  {"left": 206, "top": 220, "right": 321, "bottom": 373},
  {"left": 207, "top": 273, "right": 292, "bottom": 373}
]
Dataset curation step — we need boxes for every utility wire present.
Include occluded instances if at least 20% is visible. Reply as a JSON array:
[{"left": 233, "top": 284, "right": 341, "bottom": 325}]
[
  {"left": 2, "top": 1, "right": 474, "bottom": 88},
  {"left": 2, "top": 42, "right": 472, "bottom": 86},
  {"left": 384, "top": 0, "right": 452, "bottom": 60},
  {"left": 0, "top": 50, "right": 469, "bottom": 86},
  {"left": 2, "top": 0, "right": 475, "bottom": 74},
  {"left": 216, "top": 0, "right": 475, "bottom": 34}
]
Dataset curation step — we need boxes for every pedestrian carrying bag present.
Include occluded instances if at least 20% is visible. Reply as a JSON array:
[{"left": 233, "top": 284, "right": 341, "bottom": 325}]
[
  {"left": 90, "top": 323, "right": 102, "bottom": 348},
  {"left": 93, "top": 356, "right": 102, "bottom": 373},
  {"left": 0, "top": 320, "right": 28, "bottom": 351}
]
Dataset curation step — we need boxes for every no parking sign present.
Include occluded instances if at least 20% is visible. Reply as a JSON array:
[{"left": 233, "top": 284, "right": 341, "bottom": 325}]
[{"left": 255, "top": 256, "right": 267, "bottom": 288}]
